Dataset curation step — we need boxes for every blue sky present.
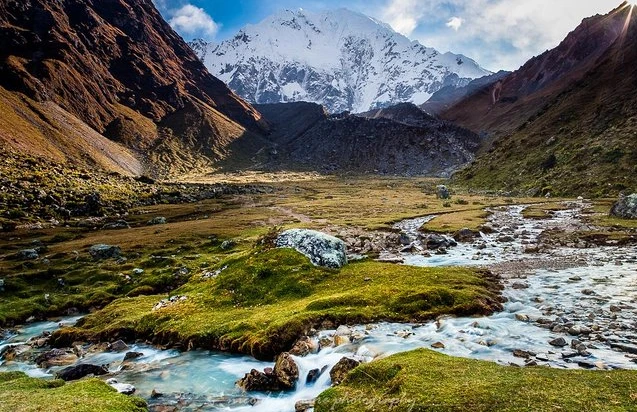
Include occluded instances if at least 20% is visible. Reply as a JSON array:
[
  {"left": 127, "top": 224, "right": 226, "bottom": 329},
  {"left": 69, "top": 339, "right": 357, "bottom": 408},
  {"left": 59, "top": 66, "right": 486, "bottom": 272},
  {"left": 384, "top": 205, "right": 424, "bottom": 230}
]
[{"left": 153, "top": 0, "right": 628, "bottom": 71}]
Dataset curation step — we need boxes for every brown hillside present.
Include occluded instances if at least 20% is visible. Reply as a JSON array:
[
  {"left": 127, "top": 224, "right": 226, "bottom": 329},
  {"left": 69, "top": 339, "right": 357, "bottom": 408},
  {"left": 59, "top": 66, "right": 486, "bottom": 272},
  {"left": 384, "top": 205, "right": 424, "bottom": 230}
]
[
  {"left": 0, "top": 0, "right": 268, "bottom": 177},
  {"left": 452, "top": 2, "right": 637, "bottom": 196}
]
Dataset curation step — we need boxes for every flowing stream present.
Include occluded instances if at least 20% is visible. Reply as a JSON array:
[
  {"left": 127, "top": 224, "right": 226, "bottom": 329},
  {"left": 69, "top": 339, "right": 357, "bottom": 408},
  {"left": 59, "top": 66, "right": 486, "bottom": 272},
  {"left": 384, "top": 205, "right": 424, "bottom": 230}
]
[{"left": 2, "top": 202, "right": 637, "bottom": 411}]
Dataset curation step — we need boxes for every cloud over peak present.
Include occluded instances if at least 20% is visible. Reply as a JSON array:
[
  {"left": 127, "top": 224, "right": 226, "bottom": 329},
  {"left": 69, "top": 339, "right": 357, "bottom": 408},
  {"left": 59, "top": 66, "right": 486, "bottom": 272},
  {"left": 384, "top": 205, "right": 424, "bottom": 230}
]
[{"left": 168, "top": 4, "right": 220, "bottom": 39}]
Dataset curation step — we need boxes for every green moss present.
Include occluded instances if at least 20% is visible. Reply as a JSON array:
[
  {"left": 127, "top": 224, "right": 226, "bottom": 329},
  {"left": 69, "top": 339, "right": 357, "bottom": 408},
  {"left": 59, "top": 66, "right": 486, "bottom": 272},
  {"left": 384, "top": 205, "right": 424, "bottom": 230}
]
[
  {"left": 315, "top": 349, "right": 637, "bottom": 412},
  {"left": 0, "top": 372, "right": 146, "bottom": 412},
  {"left": 53, "top": 248, "right": 502, "bottom": 360}
]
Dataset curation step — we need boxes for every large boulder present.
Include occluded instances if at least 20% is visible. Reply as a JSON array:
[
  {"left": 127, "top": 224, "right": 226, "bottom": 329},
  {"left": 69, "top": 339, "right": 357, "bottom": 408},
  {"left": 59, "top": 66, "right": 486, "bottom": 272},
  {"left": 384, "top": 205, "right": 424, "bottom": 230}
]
[
  {"left": 57, "top": 364, "right": 109, "bottom": 381},
  {"left": 421, "top": 233, "right": 457, "bottom": 250},
  {"left": 329, "top": 357, "right": 360, "bottom": 386},
  {"left": 237, "top": 352, "right": 300, "bottom": 391},
  {"left": 275, "top": 229, "right": 347, "bottom": 268},
  {"left": 35, "top": 349, "right": 78, "bottom": 367},
  {"left": 274, "top": 352, "right": 299, "bottom": 389},
  {"left": 436, "top": 185, "right": 450, "bottom": 199},
  {"left": 89, "top": 244, "right": 121, "bottom": 260},
  {"left": 453, "top": 228, "right": 479, "bottom": 242},
  {"left": 611, "top": 194, "right": 637, "bottom": 219},
  {"left": 237, "top": 369, "right": 284, "bottom": 392},
  {"left": 17, "top": 249, "right": 39, "bottom": 260}
]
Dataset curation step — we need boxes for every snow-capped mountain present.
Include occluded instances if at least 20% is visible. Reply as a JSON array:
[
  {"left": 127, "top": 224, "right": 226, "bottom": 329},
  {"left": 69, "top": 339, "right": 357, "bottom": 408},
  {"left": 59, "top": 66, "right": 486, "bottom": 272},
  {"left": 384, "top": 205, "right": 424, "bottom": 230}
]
[{"left": 190, "top": 8, "right": 491, "bottom": 114}]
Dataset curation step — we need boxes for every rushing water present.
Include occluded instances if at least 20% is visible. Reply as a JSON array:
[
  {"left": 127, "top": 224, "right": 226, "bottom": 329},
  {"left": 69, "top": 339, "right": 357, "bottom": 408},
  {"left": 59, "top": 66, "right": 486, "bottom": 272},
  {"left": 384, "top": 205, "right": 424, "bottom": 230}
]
[{"left": 2, "top": 203, "right": 637, "bottom": 411}]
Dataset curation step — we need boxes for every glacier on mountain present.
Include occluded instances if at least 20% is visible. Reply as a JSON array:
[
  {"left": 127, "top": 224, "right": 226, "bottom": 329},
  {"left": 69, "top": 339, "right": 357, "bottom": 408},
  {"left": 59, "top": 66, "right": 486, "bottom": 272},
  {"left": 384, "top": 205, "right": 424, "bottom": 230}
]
[{"left": 190, "top": 8, "right": 491, "bottom": 114}]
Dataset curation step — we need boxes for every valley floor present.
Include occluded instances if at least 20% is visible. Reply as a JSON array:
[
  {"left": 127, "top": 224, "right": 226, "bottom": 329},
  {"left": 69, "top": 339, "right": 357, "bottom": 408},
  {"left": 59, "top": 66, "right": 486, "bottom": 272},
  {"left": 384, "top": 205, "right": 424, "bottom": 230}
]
[{"left": 1, "top": 171, "right": 636, "bottom": 411}]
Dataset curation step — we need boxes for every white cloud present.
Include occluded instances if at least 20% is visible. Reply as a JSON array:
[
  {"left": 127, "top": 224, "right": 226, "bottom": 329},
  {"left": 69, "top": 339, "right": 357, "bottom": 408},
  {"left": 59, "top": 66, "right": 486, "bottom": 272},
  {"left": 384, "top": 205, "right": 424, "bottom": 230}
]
[
  {"left": 375, "top": 0, "right": 625, "bottom": 71},
  {"left": 381, "top": 0, "right": 425, "bottom": 36},
  {"left": 168, "top": 4, "right": 220, "bottom": 39},
  {"left": 446, "top": 16, "right": 463, "bottom": 31}
]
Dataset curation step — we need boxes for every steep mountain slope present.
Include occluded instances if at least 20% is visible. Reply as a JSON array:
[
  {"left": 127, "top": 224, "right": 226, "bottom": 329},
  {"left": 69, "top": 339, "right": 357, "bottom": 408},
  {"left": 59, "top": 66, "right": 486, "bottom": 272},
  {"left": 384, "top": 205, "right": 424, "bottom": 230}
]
[
  {"left": 253, "top": 102, "right": 481, "bottom": 176},
  {"left": 442, "top": 3, "right": 629, "bottom": 135},
  {"left": 421, "top": 71, "right": 510, "bottom": 116},
  {"left": 0, "top": 0, "right": 268, "bottom": 177},
  {"left": 452, "top": 2, "right": 637, "bottom": 196},
  {"left": 192, "top": 8, "right": 490, "bottom": 114}
]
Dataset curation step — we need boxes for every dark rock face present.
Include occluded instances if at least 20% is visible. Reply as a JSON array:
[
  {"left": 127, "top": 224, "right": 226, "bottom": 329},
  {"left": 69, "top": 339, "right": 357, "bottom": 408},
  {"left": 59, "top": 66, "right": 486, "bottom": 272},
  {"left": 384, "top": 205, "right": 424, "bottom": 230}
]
[
  {"left": 611, "top": 194, "right": 637, "bottom": 219},
  {"left": 56, "top": 363, "right": 109, "bottom": 381},
  {"left": 329, "top": 357, "right": 360, "bottom": 386},
  {"left": 421, "top": 71, "right": 510, "bottom": 115},
  {"left": 255, "top": 102, "right": 482, "bottom": 177}
]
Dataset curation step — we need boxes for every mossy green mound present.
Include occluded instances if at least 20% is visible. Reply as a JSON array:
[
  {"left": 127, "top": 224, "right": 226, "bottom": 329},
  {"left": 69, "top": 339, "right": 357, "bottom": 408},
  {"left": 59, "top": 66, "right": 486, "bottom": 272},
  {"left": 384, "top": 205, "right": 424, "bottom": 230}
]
[
  {"left": 316, "top": 348, "right": 637, "bottom": 411},
  {"left": 0, "top": 372, "right": 146, "bottom": 412},
  {"left": 51, "top": 248, "right": 502, "bottom": 360}
]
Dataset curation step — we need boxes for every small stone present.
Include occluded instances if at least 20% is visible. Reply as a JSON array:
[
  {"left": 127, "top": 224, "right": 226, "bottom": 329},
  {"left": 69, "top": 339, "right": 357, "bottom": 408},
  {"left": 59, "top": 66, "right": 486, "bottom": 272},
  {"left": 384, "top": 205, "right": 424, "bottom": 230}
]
[
  {"left": 610, "top": 305, "right": 622, "bottom": 312},
  {"left": 549, "top": 337, "right": 568, "bottom": 347},
  {"left": 295, "top": 400, "right": 316, "bottom": 412},
  {"left": 106, "top": 379, "right": 136, "bottom": 395},
  {"left": 108, "top": 340, "right": 129, "bottom": 352},
  {"left": 329, "top": 357, "right": 360, "bottom": 386},
  {"left": 581, "top": 289, "right": 595, "bottom": 296},
  {"left": 513, "top": 349, "right": 532, "bottom": 358},
  {"left": 511, "top": 282, "right": 529, "bottom": 290},
  {"left": 148, "top": 217, "right": 167, "bottom": 225},
  {"left": 151, "top": 389, "right": 163, "bottom": 398},
  {"left": 123, "top": 351, "right": 144, "bottom": 362},
  {"left": 431, "top": 342, "right": 445, "bottom": 349},
  {"left": 334, "top": 335, "right": 351, "bottom": 346},
  {"left": 335, "top": 325, "right": 351, "bottom": 336},
  {"left": 515, "top": 314, "right": 529, "bottom": 322}
]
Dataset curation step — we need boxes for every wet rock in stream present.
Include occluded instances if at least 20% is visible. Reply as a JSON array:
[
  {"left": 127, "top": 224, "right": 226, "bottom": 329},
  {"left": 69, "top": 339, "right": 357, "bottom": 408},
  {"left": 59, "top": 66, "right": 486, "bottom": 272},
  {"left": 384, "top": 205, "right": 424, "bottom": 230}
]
[{"left": 237, "top": 352, "right": 299, "bottom": 391}]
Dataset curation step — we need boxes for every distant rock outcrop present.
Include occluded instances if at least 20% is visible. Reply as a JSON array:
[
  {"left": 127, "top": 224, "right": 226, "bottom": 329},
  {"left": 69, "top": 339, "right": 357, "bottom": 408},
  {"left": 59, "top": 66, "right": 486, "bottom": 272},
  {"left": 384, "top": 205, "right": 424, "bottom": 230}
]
[
  {"left": 255, "top": 102, "right": 482, "bottom": 177},
  {"left": 611, "top": 194, "right": 637, "bottom": 219}
]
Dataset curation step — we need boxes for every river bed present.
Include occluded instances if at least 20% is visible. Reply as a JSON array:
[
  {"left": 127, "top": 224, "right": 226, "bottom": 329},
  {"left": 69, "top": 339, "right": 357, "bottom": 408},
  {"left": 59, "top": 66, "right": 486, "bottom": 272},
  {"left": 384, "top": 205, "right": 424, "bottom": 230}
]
[{"left": 2, "top": 202, "right": 637, "bottom": 411}]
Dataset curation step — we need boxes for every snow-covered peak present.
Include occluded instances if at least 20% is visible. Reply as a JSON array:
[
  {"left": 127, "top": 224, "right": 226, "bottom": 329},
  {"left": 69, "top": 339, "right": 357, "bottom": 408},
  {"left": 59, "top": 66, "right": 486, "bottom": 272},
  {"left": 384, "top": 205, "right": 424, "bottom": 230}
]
[{"left": 192, "top": 8, "right": 491, "bottom": 113}]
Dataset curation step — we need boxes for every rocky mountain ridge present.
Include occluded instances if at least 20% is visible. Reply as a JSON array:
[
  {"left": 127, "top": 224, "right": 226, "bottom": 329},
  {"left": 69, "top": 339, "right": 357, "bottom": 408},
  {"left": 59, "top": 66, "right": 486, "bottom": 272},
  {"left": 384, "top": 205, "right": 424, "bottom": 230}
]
[
  {"left": 252, "top": 102, "right": 481, "bottom": 176},
  {"left": 190, "top": 8, "right": 490, "bottom": 114}
]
